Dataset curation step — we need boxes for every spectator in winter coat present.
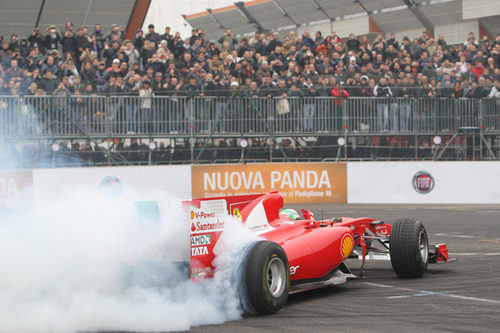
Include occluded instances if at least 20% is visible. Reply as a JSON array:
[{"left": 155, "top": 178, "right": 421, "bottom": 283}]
[
  {"left": 331, "top": 81, "right": 349, "bottom": 104},
  {"left": 145, "top": 24, "right": 160, "bottom": 43},
  {"left": 472, "top": 61, "right": 485, "bottom": 81},
  {"left": 466, "top": 81, "right": 487, "bottom": 98},
  {"left": 331, "top": 81, "right": 350, "bottom": 132},
  {"left": 301, "top": 77, "right": 317, "bottom": 131},
  {"left": 373, "top": 77, "right": 393, "bottom": 131},
  {"left": 45, "top": 25, "right": 61, "bottom": 53}
]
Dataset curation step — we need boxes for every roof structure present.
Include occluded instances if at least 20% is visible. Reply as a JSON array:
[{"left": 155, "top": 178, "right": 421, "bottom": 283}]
[
  {"left": 183, "top": 0, "right": 500, "bottom": 40},
  {"left": 0, "top": 0, "right": 135, "bottom": 38}
]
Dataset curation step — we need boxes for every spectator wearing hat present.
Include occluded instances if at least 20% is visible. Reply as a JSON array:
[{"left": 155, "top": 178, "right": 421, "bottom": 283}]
[
  {"left": 45, "top": 25, "right": 61, "bottom": 53},
  {"left": 91, "top": 24, "right": 105, "bottom": 52},
  {"left": 105, "top": 24, "right": 124, "bottom": 46},
  {"left": 145, "top": 24, "right": 160, "bottom": 43},
  {"left": 103, "top": 58, "right": 122, "bottom": 81},
  {"left": 93, "top": 60, "right": 107, "bottom": 92},
  {"left": 132, "top": 29, "right": 144, "bottom": 51},
  {"left": 28, "top": 27, "right": 45, "bottom": 54},
  {"left": 256, "top": 60, "right": 272, "bottom": 84}
]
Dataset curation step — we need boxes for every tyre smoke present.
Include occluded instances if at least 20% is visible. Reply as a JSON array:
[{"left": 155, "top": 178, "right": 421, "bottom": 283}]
[{"left": 0, "top": 186, "right": 258, "bottom": 332}]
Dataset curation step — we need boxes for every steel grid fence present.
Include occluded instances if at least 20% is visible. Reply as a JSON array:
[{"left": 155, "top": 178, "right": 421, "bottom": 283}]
[{"left": 0, "top": 95, "right": 499, "bottom": 138}]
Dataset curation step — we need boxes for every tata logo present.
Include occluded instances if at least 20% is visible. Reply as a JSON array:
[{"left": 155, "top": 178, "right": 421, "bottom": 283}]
[
  {"left": 412, "top": 171, "right": 435, "bottom": 194},
  {"left": 191, "top": 246, "right": 209, "bottom": 256}
]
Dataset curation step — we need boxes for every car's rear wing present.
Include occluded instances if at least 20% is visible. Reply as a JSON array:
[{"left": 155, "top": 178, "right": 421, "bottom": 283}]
[{"left": 184, "top": 193, "right": 269, "bottom": 280}]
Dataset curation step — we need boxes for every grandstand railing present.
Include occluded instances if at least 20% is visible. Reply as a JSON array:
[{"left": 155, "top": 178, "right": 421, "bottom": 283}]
[{"left": 0, "top": 95, "right": 499, "bottom": 138}]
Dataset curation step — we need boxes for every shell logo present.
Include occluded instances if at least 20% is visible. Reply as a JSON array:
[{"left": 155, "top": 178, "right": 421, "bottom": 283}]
[
  {"left": 341, "top": 234, "right": 354, "bottom": 259},
  {"left": 190, "top": 210, "right": 195, "bottom": 219}
]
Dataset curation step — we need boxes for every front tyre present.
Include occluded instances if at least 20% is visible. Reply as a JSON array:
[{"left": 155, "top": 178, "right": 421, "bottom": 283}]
[
  {"left": 240, "top": 241, "right": 290, "bottom": 314},
  {"left": 389, "top": 218, "right": 429, "bottom": 278}
]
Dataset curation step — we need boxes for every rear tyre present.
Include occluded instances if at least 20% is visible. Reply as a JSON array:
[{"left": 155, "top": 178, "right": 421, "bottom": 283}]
[
  {"left": 389, "top": 218, "right": 429, "bottom": 278},
  {"left": 240, "top": 241, "right": 290, "bottom": 314}
]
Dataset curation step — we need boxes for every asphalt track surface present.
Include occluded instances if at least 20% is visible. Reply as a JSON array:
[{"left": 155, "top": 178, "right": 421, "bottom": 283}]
[{"left": 185, "top": 204, "right": 500, "bottom": 333}]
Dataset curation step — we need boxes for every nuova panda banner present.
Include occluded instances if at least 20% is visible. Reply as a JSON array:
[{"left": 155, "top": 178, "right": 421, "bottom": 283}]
[{"left": 191, "top": 163, "right": 347, "bottom": 204}]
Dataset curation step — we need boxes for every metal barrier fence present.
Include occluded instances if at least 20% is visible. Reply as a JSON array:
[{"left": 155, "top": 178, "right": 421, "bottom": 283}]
[{"left": 0, "top": 95, "right": 499, "bottom": 138}]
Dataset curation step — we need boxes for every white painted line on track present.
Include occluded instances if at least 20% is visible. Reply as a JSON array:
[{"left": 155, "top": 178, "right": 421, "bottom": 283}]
[
  {"left": 449, "top": 253, "right": 500, "bottom": 256},
  {"left": 433, "top": 233, "right": 477, "bottom": 239},
  {"left": 442, "top": 294, "right": 500, "bottom": 305},
  {"left": 362, "top": 282, "right": 500, "bottom": 305}
]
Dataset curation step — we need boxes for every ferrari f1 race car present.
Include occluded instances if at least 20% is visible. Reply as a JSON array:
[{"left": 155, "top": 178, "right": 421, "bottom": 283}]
[{"left": 187, "top": 191, "right": 452, "bottom": 315}]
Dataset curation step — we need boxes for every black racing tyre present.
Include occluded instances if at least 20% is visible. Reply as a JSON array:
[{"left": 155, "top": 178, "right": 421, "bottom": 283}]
[
  {"left": 239, "top": 241, "right": 290, "bottom": 315},
  {"left": 389, "top": 218, "right": 429, "bottom": 278}
]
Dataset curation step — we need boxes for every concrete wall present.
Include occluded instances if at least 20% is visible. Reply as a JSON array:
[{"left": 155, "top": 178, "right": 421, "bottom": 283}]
[
  {"left": 435, "top": 19, "right": 479, "bottom": 45},
  {"left": 463, "top": 0, "right": 500, "bottom": 20},
  {"left": 332, "top": 16, "right": 369, "bottom": 38},
  {"left": 296, "top": 16, "right": 371, "bottom": 40},
  {"left": 394, "top": 28, "right": 425, "bottom": 42}
]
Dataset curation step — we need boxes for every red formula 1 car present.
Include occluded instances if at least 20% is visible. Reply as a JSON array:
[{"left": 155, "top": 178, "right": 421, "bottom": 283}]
[{"left": 187, "top": 191, "right": 452, "bottom": 314}]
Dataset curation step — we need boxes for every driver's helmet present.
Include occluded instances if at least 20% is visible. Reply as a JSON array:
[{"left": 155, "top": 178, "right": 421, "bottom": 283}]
[{"left": 279, "top": 208, "right": 301, "bottom": 221}]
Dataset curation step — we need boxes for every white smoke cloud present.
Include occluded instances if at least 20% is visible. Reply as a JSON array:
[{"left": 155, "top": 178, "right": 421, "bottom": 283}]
[{"left": 0, "top": 186, "right": 258, "bottom": 332}]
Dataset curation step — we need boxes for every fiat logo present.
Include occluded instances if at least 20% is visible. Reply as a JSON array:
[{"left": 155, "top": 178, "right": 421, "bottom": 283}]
[{"left": 412, "top": 171, "right": 435, "bottom": 194}]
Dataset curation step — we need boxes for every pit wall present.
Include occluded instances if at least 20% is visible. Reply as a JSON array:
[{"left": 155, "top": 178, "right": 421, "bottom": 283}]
[{"left": 1, "top": 162, "right": 500, "bottom": 206}]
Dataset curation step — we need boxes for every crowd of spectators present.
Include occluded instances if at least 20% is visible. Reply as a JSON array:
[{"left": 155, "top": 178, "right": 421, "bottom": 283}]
[{"left": 1, "top": 22, "right": 500, "bottom": 100}]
